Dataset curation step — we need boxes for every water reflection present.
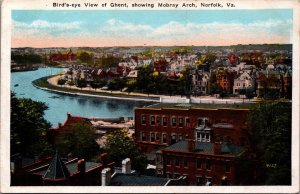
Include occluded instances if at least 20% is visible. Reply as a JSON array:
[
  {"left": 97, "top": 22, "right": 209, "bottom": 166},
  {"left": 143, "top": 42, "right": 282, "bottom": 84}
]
[{"left": 11, "top": 68, "right": 153, "bottom": 127}]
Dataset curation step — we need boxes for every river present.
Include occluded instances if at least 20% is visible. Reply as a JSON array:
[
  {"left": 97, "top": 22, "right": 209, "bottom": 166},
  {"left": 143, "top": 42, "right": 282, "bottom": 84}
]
[{"left": 11, "top": 67, "right": 154, "bottom": 127}]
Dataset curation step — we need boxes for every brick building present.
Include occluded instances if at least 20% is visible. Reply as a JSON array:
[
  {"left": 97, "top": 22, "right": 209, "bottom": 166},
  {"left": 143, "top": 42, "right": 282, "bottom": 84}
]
[
  {"left": 49, "top": 49, "right": 76, "bottom": 62},
  {"left": 155, "top": 140, "right": 255, "bottom": 185},
  {"left": 135, "top": 103, "right": 251, "bottom": 154}
]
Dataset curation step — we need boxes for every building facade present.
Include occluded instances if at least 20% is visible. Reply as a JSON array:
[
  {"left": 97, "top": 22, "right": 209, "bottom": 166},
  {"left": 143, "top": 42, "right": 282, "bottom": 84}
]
[
  {"left": 135, "top": 104, "right": 250, "bottom": 154},
  {"left": 155, "top": 140, "right": 254, "bottom": 185}
]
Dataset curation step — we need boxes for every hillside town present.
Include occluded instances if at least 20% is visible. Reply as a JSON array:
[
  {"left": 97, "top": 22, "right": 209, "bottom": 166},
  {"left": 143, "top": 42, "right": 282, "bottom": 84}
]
[
  {"left": 11, "top": 45, "right": 292, "bottom": 186},
  {"left": 12, "top": 45, "right": 292, "bottom": 100}
]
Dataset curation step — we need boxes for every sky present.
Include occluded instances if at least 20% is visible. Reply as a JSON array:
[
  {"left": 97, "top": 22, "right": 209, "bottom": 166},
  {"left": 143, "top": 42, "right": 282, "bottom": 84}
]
[{"left": 12, "top": 9, "right": 293, "bottom": 48}]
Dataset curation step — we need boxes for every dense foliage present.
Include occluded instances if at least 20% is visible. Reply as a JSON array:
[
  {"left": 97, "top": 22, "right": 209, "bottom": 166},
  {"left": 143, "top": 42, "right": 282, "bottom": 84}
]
[
  {"left": 105, "top": 129, "right": 147, "bottom": 173},
  {"left": 55, "top": 123, "right": 99, "bottom": 160},
  {"left": 11, "top": 53, "right": 42, "bottom": 65},
  {"left": 248, "top": 101, "right": 291, "bottom": 185},
  {"left": 11, "top": 93, "right": 53, "bottom": 157}
]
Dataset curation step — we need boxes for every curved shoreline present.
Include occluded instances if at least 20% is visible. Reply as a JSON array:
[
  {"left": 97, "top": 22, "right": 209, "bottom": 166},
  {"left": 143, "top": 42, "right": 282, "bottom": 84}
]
[{"left": 32, "top": 76, "right": 161, "bottom": 102}]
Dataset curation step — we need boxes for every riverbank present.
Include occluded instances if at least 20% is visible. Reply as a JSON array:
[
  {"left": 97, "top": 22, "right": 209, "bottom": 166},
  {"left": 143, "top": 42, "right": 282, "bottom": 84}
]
[
  {"left": 32, "top": 75, "right": 161, "bottom": 102},
  {"left": 33, "top": 74, "right": 261, "bottom": 104}
]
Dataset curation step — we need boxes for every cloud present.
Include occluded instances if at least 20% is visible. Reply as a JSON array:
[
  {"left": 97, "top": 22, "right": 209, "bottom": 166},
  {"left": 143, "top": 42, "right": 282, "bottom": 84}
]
[
  {"left": 12, "top": 20, "right": 82, "bottom": 38},
  {"left": 12, "top": 18, "right": 292, "bottom": 47}
]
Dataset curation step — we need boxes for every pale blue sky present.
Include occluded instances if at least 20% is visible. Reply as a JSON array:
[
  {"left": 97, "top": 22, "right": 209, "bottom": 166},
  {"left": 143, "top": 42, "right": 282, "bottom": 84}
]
[{"left": 12, "top": 9, "right": 293, "bottom": 47}]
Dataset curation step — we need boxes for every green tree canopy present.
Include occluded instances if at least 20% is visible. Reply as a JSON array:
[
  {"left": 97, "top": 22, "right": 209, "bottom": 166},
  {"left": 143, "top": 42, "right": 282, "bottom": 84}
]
[
  {"left": 57, "top": 78, "right": 67, "bottom": 86},
  {"left": 76, "top": 78, "right": 87, "bottom": 89},
  {"left": 11, "top": 93, "right": 53, "bottom": 157},
  {"left": 55, "top": 123, "right": 99, "bottom": 160},
  {"left": 248, "top": 101, "right": 291, "bottom": 185},
  {"left": 105, "top": 129, "right": 147, "bottom": 173},
  {"left": 78, "top": 51, "right": 94, "bottom": 65}
]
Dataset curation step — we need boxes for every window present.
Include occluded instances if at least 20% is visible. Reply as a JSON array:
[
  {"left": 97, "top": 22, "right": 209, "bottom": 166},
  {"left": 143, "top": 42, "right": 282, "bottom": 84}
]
[
  {"left": 162, "top": 116, "right": 167, "bottom": 126},
  {"left": 150, "top": 115, "right": 155, "bottom": 125},
  {"left": 206, "top": 160, "right": 211, "bottom": 170},
  {"left": 150, "top": 132, "right": 155, "bottom": 142},
  {"left": 179, "top": 134, "right": 182, "bottom": 141},
  {"left": 184, "top": 158, "right": 188, "bottom": 167},
  {"left": 185, "top": 117, "right": 190, "bottom": 127},
  {"left": 141, "top": 115, "right": 146, "bottom": 125},
  {"left": 196, "top": 158, "right": 201, "bottom": 169},
  {"left": 196, "top": 176, "right": 202, "bottom": 186},
  {"left": 171, "top": 134, "right": 177, "bottom": 144},
  {"left": 178, "top": 117, "right": 183, "bottom": 127},
  {"left": 171, "top": 117, "right": 176, "bottom": 127},
  {"left": 225, "top": 163, "right": 231, "bottom": 173},
  {"left": 166, "top": 157, "right": 171, "bottom": 165},
  {"left": 156, "top": 116, "right": 160, "bottom": 125},
  {"left": 198, "top": 118, "right": 204, "bottom": 126},
  {"left": 162, "top": 133, "right": 167, "bottom": 143},
  {"left": 141, "top": 132, "right": 146, "bottom": 141},
  {"left": 175, "top": 157, "right": 180, "bottom": 166}
]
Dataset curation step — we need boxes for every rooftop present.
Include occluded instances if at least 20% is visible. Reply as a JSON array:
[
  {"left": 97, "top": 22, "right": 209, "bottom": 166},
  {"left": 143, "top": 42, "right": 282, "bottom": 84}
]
[
  {"left": 162, "top": 140, "right": 245, "bottom": 156},
  {"left": 143, "top": 102, "right": 253, "bottom": 110},
  {"left": 110, "top": 173, "right": 169, "bottom": 186},
  {"left": 30, "top": 158, "right": 100, "bottom": 177}
]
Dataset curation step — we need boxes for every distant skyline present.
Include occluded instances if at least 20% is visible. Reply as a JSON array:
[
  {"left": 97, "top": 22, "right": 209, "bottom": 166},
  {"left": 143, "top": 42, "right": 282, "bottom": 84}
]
[{"left": 12, "top": 9, "right": 293, "bottom": 48}]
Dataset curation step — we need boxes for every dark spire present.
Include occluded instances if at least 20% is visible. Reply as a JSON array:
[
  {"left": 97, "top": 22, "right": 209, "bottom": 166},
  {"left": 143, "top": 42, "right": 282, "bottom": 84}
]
[{"left": 43, "top": 151, "right": 70, "bottom": 180}]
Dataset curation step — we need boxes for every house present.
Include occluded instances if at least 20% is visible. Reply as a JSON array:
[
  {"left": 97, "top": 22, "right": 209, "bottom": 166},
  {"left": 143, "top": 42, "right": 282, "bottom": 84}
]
[
  {"left": 134, "top": 103, "right": 251, "bottom": 154},
  {"left": 156, "top": 140, "right": 255, "bottom": 185},
  {"left": 191, "top": 70, "right": 210, "bottom": 95},
  {"left": 233, "top": 71, "right": 255, "bottom": 95},
  {"left": 48, "top": 113, "right": 92, "bottom": 144},
  {"left": 214, "top": 67, "right": 236, "bottom": 93},
  {"left": 49, "top": 49, "right": 76, "bottom": 62},
  {"left": 256, "top": 70, "right": 281, "bottom": 98}
]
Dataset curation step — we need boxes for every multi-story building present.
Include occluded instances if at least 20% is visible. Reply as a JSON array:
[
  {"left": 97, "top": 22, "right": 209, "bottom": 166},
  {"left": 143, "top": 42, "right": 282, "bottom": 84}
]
[
  {"left": 191, "top": 70, "right": 210, "bottom": 95},
  {"left": 233, "top": 71, "right": 255, "bottom": 94},
  {"left": 155, "top": 140, "right": 254, "bottom": 185},
  {"left": 135, "top": 103, "right": 250, "bottom": 154}
]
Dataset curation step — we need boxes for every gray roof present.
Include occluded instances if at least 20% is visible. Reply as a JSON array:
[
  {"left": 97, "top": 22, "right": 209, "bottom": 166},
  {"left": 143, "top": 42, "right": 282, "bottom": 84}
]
[
  {"left": 162, "top": 141, "right": 245, "bottom": 156},
  {"left": 43, "top": 151, "right": 70, "bottom": 180},
  {"left": 110, "top": 173, "right": 169, "bottom": 186}
]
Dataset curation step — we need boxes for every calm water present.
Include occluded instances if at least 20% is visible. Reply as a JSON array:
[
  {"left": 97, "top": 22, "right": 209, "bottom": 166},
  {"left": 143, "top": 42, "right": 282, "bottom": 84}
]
[{"left": 11, "top": 67, "right": 153, "bottom": 127}]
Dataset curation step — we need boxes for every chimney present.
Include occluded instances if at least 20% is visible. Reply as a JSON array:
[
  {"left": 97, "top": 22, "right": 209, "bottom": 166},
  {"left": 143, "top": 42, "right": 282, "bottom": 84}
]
[
  {"left": 77, "top": 159, "right": 86, "bottom": 173},
  {"left": 187, "top": 139, "right": 195, "bottom": 152},
  {"left": 213, "top": 142, "right": 222, "bottom": 155},
  {"left": 100, "top": 153, "right": 108, "bottom": 166},
  {"left": 122, "top": 158, "right": 131, "bottom": 174},
  {"left": 101, "top": 168, "right": 111, "bottom": 186},
  {"left": 67, "top": 112, "right": 71, "bottom": 119},
  {"left": 58, "top": 122, "right": 62, "bottom": 128}
]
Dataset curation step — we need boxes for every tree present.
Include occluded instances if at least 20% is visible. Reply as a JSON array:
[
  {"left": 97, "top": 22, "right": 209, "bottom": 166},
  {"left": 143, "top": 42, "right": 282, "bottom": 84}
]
[
  {"left": 248, "top": 101, "right": 291, "bottom": 185},
  {"left": 57, "top": 78, "right": 67, "bottom": 86},
  {"left": 11, "top": 93, "right": 53, "bottom": 157},
  {"left": 105, "top": 129, "right": 147, "bottom": 173},
  {"left": 78, "top": 51, "right": 93, "bottom": 65},
  {"left": 55, "top": 123, "right": 99, "bottom": 160},
  {"left": 77, "top": 78, "right": 87, "bottom": 90},
  {"left": 67, "top": 80, "right": 74, "bottom": 88}
]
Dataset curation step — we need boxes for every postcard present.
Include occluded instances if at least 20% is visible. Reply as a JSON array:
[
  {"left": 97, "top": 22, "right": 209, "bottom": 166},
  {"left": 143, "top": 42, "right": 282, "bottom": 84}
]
[{"left": 1, "top": 0, "right": 299, "bottom": 193}]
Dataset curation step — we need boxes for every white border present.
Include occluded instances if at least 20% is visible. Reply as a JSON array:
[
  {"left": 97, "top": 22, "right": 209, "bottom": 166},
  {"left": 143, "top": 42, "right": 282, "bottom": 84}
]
[{"left": 1, "top": 0, "right": 299, "bottom": 193}]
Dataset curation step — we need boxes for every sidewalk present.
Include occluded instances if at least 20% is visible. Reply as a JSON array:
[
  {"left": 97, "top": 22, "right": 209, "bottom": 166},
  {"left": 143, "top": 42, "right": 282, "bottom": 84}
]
[{"left": 47, "top": 75, "right": 254, "bottom": 104}]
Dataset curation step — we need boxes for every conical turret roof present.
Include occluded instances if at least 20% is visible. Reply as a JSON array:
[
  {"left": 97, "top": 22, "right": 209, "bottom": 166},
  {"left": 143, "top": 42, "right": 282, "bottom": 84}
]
[{"left": 43, "top": 151, "right": 70, "bottom": 180}]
